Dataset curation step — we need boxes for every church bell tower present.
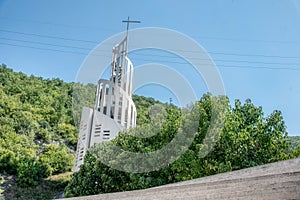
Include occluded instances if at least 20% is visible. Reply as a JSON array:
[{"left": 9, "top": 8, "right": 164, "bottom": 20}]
[{"left": 74, "top": 17, "right": 139, "bottom": 172}]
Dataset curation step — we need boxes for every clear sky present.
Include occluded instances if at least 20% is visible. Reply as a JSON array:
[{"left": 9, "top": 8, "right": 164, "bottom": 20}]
[{"left": 0, "top": 0, "right": 300, "bottom": 136}]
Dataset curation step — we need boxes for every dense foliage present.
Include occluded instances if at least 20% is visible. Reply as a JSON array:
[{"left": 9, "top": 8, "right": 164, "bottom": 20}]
[
  {"left": 0, "top": 64, "right": 299, "bottom": 198},
  {"left": 288, "top": 136, "right": 300, "bottom": 150},
  {"left": 0, "top": 64, "right": 75, "bottom": 188},
  {"left": 65, "top": 94, "right": 300, "bottom": 197},
  {"left": 0, "top": 64, "right": 170, "bottom": 192}
]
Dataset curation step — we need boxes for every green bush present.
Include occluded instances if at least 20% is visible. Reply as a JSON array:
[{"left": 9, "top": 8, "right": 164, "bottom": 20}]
[
  {"left": 0, "top": 132, "right": 37, "bottom": 174},
  {"left": 39, "top": 144, "right": 74, "bottom": 175},
  {"left": 17, "top": 158, "right": 47, "bottom": 188}
]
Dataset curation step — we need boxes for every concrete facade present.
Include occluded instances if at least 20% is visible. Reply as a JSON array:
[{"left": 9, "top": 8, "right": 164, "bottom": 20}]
[{"left": 74, "top": 36, "right": 136, "bottom": 172}]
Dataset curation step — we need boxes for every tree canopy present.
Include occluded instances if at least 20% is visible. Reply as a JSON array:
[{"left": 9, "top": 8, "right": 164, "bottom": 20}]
[
  {"left": 0, "top": 64, "right": 299, "bottom": 196},
  {"left": 0, "top": 64, "right": 75, "bottom": 187},
  {"left": 65, "top": 94, "right": 299, "bottom": 197}
]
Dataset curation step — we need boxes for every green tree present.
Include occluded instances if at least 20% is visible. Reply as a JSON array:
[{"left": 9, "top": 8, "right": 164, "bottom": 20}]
[{"left": 66, "top": 94, "right": 292, "bottom": 197}]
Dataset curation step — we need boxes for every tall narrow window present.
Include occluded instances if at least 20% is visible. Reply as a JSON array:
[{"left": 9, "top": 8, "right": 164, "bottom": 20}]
[{"left": 105, "top": 84, "right": 109, "bottom": 95}]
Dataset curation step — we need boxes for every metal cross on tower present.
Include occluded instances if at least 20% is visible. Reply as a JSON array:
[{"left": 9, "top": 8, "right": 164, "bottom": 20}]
[
  {"left": 122, "top": 16, "right": 140, "bottom": 55},
  {"left": 122, "top": 16, "right": 141, "bottom": 34}
]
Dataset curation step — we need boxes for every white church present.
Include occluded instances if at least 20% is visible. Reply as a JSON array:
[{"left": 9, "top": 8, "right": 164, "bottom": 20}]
[{"left": 74, "top": 24, "right": 138, "bottom": 172}]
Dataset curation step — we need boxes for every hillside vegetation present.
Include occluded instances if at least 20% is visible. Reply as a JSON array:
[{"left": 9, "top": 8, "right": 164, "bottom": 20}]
[
  {"left": 0, "top": 64, "right": 170, "bottom": 199},
  {"left": 288, "top": 136, "right": 300, "bottom": 150},
  {"left": 0, "top": 64, "right": 299, "bottom": 199},
  {"left": 65, "top": 93, "right": 300, "bottom": 197}
]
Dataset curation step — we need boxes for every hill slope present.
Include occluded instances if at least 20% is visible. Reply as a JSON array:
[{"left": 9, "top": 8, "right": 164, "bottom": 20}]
[
  {"left": 64, "top": 157, "right": 300, "bottom": 200},
  {"left": 1, "top": 64, "right": 299, "bottom": 199}
]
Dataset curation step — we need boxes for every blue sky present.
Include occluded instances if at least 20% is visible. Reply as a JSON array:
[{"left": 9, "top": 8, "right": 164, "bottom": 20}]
[{"left": 0, "top": 0, "right": 300, "bottom": 136}]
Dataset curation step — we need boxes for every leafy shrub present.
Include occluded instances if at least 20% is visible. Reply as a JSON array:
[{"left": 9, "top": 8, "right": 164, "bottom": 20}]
[
  {"left": 17, "top": 158, "right": 47, "bottom": 188},
  {"left": 0, "top": 132, "right": 37, "bottom": 174},
  {"left": 39, "top": 144, "right": 74, "bottom": 175}
]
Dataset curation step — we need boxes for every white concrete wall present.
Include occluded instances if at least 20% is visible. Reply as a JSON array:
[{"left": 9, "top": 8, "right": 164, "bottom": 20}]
[
  {"left": 89, "top": 112, "right": 123, "bottom": 146},
  {"left": 74, "top": 36, "right": 137, "bottom": 172},
  {"left": 74, "top": 107, "right": 94, "bottom": 172}
]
